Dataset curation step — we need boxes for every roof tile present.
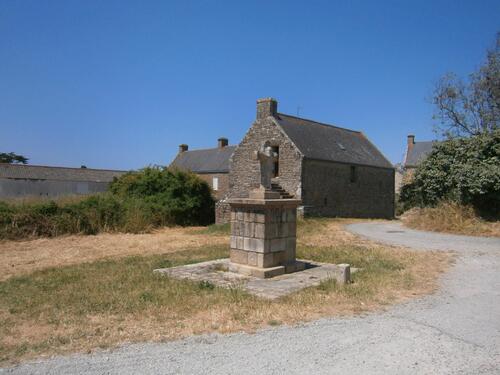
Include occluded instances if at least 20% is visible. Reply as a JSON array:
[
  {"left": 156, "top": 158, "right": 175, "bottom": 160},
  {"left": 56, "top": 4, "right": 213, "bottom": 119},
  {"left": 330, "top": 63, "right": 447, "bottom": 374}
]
[
  {"left": 276, "top": 114, "right": 393, "bottom": 168},
  {"left": 405, "top": 141, "right": 437, "bottom": 167},
  {"left": 170, "top": 146, "right": 236, "bottom": 173}
]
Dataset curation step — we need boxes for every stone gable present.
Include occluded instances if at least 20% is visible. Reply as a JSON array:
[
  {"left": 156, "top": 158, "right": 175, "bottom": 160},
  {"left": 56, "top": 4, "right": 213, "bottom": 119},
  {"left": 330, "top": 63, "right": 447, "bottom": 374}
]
[{"left": 228, "top": 117, "right": 303, "bottom": 200}]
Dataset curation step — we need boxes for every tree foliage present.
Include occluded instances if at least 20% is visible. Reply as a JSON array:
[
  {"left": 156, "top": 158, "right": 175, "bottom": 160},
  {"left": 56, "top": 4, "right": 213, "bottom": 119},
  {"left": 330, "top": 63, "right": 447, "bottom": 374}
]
[
  {"left": 109, "top": 166, "right": 215, "bottom": 226},
  {"left": 0, "top": 152, "right": 28, "bottom": 164},
  {"left": 400, "top": 130, "right": 500, "bottom": 218},
  {"left": 432, "top": 33, "right": 500, "bottom": 138}
]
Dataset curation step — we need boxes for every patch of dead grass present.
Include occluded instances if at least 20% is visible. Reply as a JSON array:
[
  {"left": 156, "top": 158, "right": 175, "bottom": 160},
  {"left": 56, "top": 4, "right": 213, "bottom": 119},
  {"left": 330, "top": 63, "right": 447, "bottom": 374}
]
[
  {"left": 0, "top": 226, "right": 227, "bottom": 281},
  {"left": 0, "top": 218, "right": 367, "bottom": 282},
  {"left": 401, "top": 202, "right": 500, "bottom": 237}
]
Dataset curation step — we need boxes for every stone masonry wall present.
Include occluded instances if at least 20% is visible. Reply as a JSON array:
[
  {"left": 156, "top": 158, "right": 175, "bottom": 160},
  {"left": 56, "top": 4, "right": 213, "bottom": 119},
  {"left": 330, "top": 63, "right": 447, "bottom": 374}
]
[
  {"left": 216, "top": 118, "right": 303, "bottom": 224},
  {"left": 302, "top": 159, "right": 395, "bottom": 219},
  {"left": 228, "top": 118, "right": 303, "bottom": 200},
  {"left": 215, "top": 200, "right": 231, "bottom": 224},
  {"left": 402, "top": 167, "right": 416, "bottom": 185}
]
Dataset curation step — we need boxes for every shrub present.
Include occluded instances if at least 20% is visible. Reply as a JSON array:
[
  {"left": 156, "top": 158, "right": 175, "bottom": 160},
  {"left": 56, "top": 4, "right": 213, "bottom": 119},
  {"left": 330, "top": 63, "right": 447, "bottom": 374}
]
[
  {"left": 400, "top": 130, "right": 500, "bottom": 218},
  {"left": 0, "top": 167, "right": 215, "bottom": 239},
  {"left": 110, "top": 167, "right": 215, "bottom": 226}
]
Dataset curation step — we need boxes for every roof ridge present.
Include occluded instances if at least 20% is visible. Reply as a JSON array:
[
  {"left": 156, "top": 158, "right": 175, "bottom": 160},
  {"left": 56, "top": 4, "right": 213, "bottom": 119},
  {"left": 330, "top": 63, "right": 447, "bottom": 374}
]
[
  {"left": 0, "top": 163, "right": 128, "bottom": 173},
  {"left": 277, "top": 113, "right": 361, "bottom": 133},
  {"left": 181, "top": 145, "right": 236, "bottom": 153}
]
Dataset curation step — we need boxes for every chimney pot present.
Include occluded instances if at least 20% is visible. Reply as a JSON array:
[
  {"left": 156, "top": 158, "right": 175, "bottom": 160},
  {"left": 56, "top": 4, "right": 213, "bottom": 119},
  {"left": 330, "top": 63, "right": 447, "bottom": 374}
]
[
  {"left": 179, "top": 144, "right": 188, "bottom": 153},
  {"left": 218, "top": 138, "right": 228, "bottom": 148},
  {"left": 256, "top": 98, "right": 278, "bottom": 120}
]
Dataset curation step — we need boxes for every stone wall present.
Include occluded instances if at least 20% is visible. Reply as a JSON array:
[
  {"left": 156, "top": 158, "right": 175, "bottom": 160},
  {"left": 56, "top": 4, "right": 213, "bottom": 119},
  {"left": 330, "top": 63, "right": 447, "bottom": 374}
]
[
  {"left": 228, "top": 118, "right": 303, "bottom": 200},
  {"left": 217, "top": 117, "right": 303, "bottom": 224},
  {"left": 394, "top": 167, "right": 404, "bottom": 194},
  {"left": 402, "top": 167, "right": 416, "bottom": 185},
  {"left": 215, "top": 200, "right": 231, "bottom": 224},
  {"left": 302, "top": 159, "right": 395, "bottom": 219}
]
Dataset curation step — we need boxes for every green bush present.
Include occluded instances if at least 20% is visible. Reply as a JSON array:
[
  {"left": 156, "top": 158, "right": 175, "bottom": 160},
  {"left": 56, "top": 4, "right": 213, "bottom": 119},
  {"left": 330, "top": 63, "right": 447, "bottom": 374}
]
[
  {"left": 400, "top": 130, "right": 500, "bottom": 218},
  {"left": 0, "top": 167, "right": 215, "bottom": 239},
  {"left": 109, "top": 167, "right": 215, "bottom": 226}
]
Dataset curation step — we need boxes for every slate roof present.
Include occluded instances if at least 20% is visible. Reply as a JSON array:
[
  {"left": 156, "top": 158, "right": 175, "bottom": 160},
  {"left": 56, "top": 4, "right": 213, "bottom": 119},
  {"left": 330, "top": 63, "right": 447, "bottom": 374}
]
[
  {"left": 405, "top": 141, "right": 437, "bottom": 167},
  {"left": 275, "top": 113, "right": 393, "bottom": 169},
  {"left": 0, "top": 164, "right": 127, "bottom": 182},
  {"left": 170, "top": 146, "right": 236, "bottom": 173}
]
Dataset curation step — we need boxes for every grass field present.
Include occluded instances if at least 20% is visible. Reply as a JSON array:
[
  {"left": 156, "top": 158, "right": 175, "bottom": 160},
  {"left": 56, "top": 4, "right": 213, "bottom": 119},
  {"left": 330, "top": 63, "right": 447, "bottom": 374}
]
[{"left": 0, "top": 218, "right": 450, "bottom": 365}]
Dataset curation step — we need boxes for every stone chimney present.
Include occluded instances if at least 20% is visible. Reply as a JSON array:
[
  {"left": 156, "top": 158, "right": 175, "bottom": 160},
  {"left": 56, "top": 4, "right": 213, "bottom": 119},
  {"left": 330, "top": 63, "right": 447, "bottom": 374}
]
[
  {"left": 407, "top": 135, "right": 415, "bottom": 152},
  {"left": 179, "top": 144, "right": 188, "bottom": 153},
  {"left": 256, "top": 98, "right": 277, "bottom": 120},
  {"left": 218, "top": 137, "right": 228, "bottom": 148}
]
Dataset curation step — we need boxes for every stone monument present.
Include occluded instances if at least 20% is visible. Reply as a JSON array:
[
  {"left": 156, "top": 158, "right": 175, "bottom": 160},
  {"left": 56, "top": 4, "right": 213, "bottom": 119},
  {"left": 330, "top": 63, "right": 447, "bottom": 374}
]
[
  {"left": 154, "top": 140, "right": 351, "bottom": 294},
  {"left": 227, "top": 142, "right": 304, "bottom": 278}
]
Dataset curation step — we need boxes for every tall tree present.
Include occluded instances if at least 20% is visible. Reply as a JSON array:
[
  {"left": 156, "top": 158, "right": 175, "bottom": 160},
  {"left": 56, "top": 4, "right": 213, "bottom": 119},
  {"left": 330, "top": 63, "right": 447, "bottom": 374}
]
[
  {"left": 0, "top": 152, "right": 29, "bottom": 164},
  {"left": 433, "top": 33, "right": 500, "bottom": 138}
]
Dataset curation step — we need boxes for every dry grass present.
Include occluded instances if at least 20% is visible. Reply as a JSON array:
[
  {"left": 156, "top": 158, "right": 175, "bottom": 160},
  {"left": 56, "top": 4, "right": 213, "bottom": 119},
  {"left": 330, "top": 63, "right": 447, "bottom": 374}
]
[
  {"left": 0, "top": 227, "right": 227, "bottom": 281},
  {"left": 0, "top": 218, "right": 451, "bottom": 365},
  {"left": 0, "top": 195, "right": 89, "bottom": 206},
  {"left": 297, "top": 217, "right": 373, "bottom": 246},
  {"left": 402, "top": 202, "right": 500, "bottom": 237}
]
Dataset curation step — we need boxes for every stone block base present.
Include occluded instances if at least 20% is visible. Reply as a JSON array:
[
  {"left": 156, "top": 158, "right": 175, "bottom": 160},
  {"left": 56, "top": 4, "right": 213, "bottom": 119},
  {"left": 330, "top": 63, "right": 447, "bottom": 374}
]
[
  {"left": 284, "top": 260, "right": 306, "bottom": 273},
  {"left": 229, "top": 252, "right": 307, "bottom": 278},
  {"left": 228, "top": 263, "right": 285, "bottom": 279},
  {"left": 230, "top": 249, "right": 296, "bottom": 269},
  {"left": 154, "top": 259, "right": 352, "bottom": 300}
]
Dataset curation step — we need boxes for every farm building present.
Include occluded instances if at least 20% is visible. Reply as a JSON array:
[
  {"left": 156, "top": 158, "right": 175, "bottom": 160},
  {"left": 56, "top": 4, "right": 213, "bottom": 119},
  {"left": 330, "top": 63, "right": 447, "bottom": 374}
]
[{"left": 0, "top": 164, "right": 126, "bottom": 199}]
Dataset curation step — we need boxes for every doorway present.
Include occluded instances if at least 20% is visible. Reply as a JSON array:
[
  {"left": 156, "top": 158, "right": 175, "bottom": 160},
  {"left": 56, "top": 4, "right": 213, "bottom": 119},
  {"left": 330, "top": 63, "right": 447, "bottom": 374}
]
[{"left": 272, "top": 146, "right": 279, "bottom": 178}]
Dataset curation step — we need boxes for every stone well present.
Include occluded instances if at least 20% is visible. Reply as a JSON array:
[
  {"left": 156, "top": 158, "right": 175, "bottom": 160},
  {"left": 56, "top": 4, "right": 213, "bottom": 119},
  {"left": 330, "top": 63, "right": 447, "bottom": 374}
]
[{"left": 227, "top": 194, "right": 304, "bottom": 278}]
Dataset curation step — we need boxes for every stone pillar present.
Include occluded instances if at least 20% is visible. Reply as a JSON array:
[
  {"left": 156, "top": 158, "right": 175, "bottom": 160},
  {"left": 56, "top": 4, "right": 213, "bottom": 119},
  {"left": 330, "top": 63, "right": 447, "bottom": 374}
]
[{"left": 228, "top": 196, "right": 303, "bottom": 278}]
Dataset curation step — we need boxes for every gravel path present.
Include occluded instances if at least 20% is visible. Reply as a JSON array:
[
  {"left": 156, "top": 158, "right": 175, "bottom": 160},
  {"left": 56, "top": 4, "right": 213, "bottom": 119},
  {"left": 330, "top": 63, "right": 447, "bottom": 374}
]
[{"left": 2, "top": 222, "right": 500, "bottom": 374}]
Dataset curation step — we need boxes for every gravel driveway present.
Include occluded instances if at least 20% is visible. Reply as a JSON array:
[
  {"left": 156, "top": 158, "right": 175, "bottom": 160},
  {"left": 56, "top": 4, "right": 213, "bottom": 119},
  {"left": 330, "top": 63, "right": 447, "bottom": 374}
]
[{"left": 2, "top": 222, "right": 500, "bottom": 374}]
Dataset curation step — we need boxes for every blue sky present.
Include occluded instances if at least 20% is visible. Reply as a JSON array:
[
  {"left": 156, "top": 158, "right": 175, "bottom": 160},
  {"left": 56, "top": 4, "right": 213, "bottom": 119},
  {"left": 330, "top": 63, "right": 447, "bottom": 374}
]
[{"left": 1, "top": 0, "right": 499, "bottom": 170}]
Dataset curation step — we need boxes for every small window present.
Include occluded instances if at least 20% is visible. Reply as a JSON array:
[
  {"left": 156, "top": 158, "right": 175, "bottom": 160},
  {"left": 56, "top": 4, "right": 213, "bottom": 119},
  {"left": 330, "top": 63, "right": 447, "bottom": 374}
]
[
  {"left": 212, "top": 177, "right": 219, "bottom": 191},
  {"left": 350, "top": 166, "right": 357, "bottom": 183}
]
